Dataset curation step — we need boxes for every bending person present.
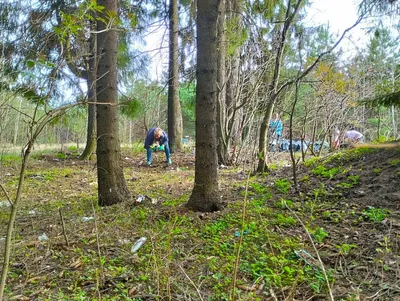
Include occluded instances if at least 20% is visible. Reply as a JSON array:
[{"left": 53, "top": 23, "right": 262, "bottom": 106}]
[
  {"left": 344, "top": 129, "right": 364, "bottom": 144},
  {"left": 144, "top": 127, "right": 172, "bottom": 166}
]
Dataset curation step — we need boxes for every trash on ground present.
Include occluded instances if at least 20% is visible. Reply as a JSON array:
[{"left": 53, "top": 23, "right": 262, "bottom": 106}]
[
  {"left": 136, "top": 195, "right": 145, "bottom": 203},
  {"left": 131, "top": 237, "right": 147, "bottom": 253},
  {"left": 0, "top": 201, "right": 11, "bottom": 207},
  {"left": 38, "top": 233, "right": 49, "bottom": 241},
  {"left": 295, "top": 249, "right": 321, "bottom": 268},
  {"left": 234, "top": 230, "right": 249, "bottom": 237},
  {"left": 82, "top": 216, "right": 94, "bottom": 222}
]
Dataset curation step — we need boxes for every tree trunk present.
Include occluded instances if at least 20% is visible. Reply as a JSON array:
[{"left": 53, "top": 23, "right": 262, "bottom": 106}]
[
  {"left": 216, "top": 0, "right": 227, "bottom": 165},
  {"left": 225, "top": 0, "right": 243, "bottom": 164},
  {"left": 167, "top": 0, "right": 183, "bottom": 153},
  {"left": 12, "top": 98, "right": 22, "bottom": 146},
  {"left": 391, "top": 105, "right": 397, "bottom": 138},
  {"left": 80, "top": 20, "right": 97, "bottom": 160},
  {"left": 79, "top": 102, "right": 96, "bottom": 159},
  {"left": 187, "top": 0, "right": 222, "bottom": 212},
  {"left": 256, "top": 0, "right": 303, "bottom": 173},
  {"left": 96, "top": 0, "right": 131, "bottom": 206},
  {"left": 257, "top": 103, "right": 275, "bottom": 172}
]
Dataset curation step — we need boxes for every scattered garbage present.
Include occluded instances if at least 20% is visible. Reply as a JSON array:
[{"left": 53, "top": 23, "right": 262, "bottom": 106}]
[
  {"left": 135, "top": 194, "right": 159, "bottom": 205},
  {"left": 234, "top": 230, "right": 249, "bottom": 237},
  {"left": 295, "top": 249, "right": 321, "bottom": 268},
  {"left": 131, "top": 237, "right": 147, "bottom": 253},
  {"left": 28, "top": 210, "right": 36, "bottom": 215},
  {"left": 136, "top": 195, "right": 145, "bottom": 203},
  {"left": 0, "top": 201, "right": 11, "bottom": 207},
  {"left": 38, "top": 233, "right": 49, "bottom": 241},
  {"left": 82, "top": 216, "right": 94, "bottom": 222},
  {"left": 182, "top": 136, "right": 191, "bottom": 145}
]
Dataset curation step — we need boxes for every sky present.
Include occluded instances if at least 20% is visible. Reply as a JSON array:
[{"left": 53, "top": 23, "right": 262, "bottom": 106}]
[
  {"left": 148, "top": 0, "right": 373, "bottom": 80},
  {"left": 304, "top": 0, "right": 370, "bottom": 57},
  {"left": 306, "top": 0, "right": 362, "bottom": 33}
]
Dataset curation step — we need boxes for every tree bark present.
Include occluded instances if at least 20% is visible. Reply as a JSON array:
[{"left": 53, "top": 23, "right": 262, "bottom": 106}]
[
  {"left": 80, "top": 20, "right": 97, "bottom": 160},
  {"left": 216, "top": 0, "right": 227, "bottom": 165},
  {"left": 167, "top": 0, "right": 183, "bottom": 153},
  {"left": 224, "top": 0, "right": 243, "bottom": 164},
  {"left": 187, "top": 0, "right": 222, "bottom": 212},
  {"left": 96, "top": 0, "right": 131, "bottom": 206}
]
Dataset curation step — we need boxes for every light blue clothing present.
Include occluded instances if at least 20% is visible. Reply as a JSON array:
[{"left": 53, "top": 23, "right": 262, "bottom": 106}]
[{"left": 269, "top": 119, "right": 283, "bottom": 137}]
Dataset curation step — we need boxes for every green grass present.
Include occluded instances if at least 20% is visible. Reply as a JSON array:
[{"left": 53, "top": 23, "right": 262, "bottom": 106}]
[
  {"left": 1, "top": 147, "right": 397, "bottom": 300},
  {"left": 0, "top": 153, "right": 22, "bottom": 165}
]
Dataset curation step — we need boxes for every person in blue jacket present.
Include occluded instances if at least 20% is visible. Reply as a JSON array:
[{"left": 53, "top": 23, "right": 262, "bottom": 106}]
[
  {"left": 144, "top": 127, "right": 172, "bottom": 166},
  {"left": 269, "top": 113, "right": 283, "bottom": 152},
  {"left": 269, "top": 113, "right": 283, "bottom": 139}
]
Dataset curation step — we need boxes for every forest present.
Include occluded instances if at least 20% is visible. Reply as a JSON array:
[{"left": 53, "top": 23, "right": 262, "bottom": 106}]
[{"left": 0, "top": 0, "right": 400, "bottom": 300}]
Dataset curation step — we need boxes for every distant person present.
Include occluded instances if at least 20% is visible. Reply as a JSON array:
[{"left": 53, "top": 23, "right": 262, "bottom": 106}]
[
  {"left": 269, "top": 113, "right": 283, "bottom": 152},
  {"left": 344, "top": 129, "right": 364, "bottom": 143},
  {"left": 144, "top": 127, "right": 172, "bottom": 166},
  {"left": 333, "top": 128, "right": 340, "bottom": 150},
  {"left": 269, "top": 113, "right": 283, "bottom": 140}
]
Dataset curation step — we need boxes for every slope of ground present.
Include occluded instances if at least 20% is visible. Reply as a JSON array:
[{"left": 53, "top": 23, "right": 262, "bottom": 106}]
[{"left": 0, "top": 145, "right": 399, "bottom": 300}]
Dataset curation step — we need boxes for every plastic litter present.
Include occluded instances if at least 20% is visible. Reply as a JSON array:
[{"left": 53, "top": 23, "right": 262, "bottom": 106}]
[
  {"left": 295, "top": 249, "right": 321, "bottom": 268},
  {"left": 82, "top": 216, "right": 94, "bottom": 222},
  {"left": 38, "top": 233, "right": 49, "bottom": 241},
  {"left": 0, "top": 201, "right": 11, "bottom": 207},
  {"left": 131, "top": 237, "right": 147, "bottom": 253},
  {"left": 136, "top": 195, "right": 145, "bottom": 203},
  {"left": 234, "top": 230, "right": 249, "bottom": 237}
]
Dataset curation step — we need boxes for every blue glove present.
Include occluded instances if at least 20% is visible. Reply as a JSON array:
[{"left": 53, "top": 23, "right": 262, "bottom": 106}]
[
  {"left": 158, "top": 145, "right": 165, "bottom": 151},
  {"left": 151, "top": 146, "right": 157, "bottom": 151}
]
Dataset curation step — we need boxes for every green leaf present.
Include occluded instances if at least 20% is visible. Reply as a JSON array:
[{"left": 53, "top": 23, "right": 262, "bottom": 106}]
[{"left": 26, "top": 60, "right": 35, "bottom": 69}]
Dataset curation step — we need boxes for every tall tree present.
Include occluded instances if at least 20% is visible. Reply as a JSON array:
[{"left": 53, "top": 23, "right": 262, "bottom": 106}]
[
  {"left": 186, "top": 0, "right": 222, "bottom": 212},
  {"left": 358, "top": 0, "right": 400, "bottom": 109},
  {"left": 256, "top": 0, "right": 304, "bottom": 172},
  {"left": 216, "top": 0, "right": 227, "bottom": 164},
  {"left": 167, "top": 0, "right": 183, "bottom": 153},
  {"left": 96, "top": 0, "right": 131, "bottom": 206},
  {"left": 79, "top": 18, "right": 97, "bottom": 160},
  {"left": 217, "top": 0, "right": 246, "bottom": 165}
]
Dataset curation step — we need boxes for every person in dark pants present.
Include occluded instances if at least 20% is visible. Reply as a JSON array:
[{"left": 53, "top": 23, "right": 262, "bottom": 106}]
[{"left": 144, "top": 127, "right": 172, "bottom": 166}]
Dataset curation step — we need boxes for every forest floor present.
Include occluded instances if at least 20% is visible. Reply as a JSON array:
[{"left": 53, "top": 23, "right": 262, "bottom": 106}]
[{"left": 0, "top": 144, "right": 399, "bottom": 301}]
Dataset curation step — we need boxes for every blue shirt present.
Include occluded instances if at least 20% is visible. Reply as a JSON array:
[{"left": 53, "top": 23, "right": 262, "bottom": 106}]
[{"left": 144, "top": 127, "right": 169, "bottom": 149}]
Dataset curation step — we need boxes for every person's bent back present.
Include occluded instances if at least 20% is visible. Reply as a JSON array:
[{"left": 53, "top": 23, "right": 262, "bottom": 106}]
[{"left": 344, "top": 130, "right": 364, "bottom": 143}]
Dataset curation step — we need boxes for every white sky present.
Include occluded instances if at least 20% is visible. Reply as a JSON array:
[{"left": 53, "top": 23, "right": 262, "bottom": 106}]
[
  {"left": 305, "top": 0, "right": 370, "bottom": 58},
  {"left": 306, "top": 0, "right": 362, "bottom": 33}
]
